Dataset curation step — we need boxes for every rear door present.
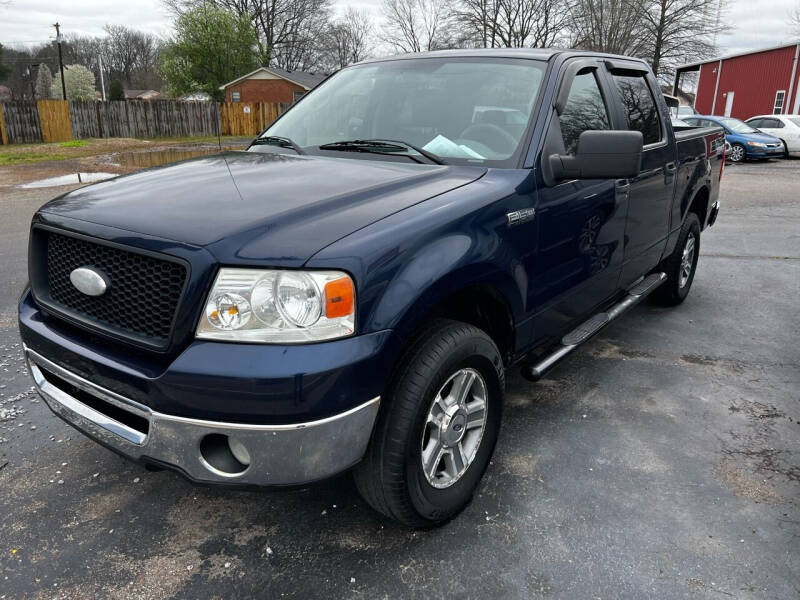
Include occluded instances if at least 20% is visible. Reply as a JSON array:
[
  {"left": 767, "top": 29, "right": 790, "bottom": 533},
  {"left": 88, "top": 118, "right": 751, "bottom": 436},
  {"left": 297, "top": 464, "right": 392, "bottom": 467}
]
[{"left": 602, "top": 62, "right": 677, "bottom": 286}]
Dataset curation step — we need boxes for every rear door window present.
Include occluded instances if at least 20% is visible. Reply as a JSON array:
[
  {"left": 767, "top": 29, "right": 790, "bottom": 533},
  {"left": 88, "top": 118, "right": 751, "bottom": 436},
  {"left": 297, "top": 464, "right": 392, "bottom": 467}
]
[
  {"left": 558, "top": 69, "right": 611, "bottom": 154},
  {"left": 611, "top": 73, "right": 663, "bottom": 145}
]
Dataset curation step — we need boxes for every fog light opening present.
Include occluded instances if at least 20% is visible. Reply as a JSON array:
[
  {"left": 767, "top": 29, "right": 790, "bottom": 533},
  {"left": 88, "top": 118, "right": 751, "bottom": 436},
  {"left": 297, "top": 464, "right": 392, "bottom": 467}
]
[
  {"left": 227, "top": 436, "right": 251, "bottom": 466},
  {"left": 199, "top": 433, "right": 250, "bottom": 476}
]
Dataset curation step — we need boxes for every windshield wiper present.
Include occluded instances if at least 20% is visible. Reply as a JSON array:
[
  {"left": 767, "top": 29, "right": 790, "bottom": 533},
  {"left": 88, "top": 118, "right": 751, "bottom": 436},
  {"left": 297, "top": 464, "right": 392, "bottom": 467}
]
[
  {"left": 251, "top": 135, "right": 305, "bottom": 155},
  {"left": 318, "top": 139, "right": 447, "bottom": 165}
]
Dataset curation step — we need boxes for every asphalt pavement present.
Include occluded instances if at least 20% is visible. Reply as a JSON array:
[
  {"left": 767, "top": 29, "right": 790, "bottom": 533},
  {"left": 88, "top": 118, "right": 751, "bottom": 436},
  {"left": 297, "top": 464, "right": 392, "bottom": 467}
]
[{"left": 0, "top": 157, "right": 798, "bottom": 599}]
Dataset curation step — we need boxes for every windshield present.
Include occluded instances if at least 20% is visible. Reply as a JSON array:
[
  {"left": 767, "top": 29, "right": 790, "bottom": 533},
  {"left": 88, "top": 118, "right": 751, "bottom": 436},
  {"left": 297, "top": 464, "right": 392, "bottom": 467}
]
[
  {"left": 790, "top": 117, "right": 800, "bottom": 128},
  {"left": 718, "top": 117, "right": 757, "bottom": 134},
  {"left": 259, "top": 57, "right": 546, "bottom": 166}
]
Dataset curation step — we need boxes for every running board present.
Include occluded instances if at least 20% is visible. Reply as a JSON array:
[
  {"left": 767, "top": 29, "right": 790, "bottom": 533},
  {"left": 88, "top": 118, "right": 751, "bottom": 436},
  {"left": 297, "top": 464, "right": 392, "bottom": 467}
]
[{"left": 520, "top": 272, "right": 667, "bottom": 382}]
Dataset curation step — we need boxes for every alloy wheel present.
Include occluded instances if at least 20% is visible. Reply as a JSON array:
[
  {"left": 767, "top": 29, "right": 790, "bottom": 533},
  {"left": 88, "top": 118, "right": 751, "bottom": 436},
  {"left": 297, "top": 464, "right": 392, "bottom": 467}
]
[
  {"left": 420, "top": 368, "right": 488, "bottom": 489},
  {"left": 679, "top": 232, "right": 696, "bottom": 288}
]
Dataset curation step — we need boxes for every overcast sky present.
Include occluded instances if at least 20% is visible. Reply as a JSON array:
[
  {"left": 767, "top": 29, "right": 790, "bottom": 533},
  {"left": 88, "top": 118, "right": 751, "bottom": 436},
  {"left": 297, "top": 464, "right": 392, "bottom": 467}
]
[{"left": 1, "top": 0, "right": 798, "bottom": 57}]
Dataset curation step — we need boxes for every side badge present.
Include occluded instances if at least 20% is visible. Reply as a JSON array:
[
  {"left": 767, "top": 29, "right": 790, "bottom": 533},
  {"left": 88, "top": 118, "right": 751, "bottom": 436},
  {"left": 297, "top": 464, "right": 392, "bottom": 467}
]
[{"left": 506, "top": 208, "right": 536, "bottom": 227}]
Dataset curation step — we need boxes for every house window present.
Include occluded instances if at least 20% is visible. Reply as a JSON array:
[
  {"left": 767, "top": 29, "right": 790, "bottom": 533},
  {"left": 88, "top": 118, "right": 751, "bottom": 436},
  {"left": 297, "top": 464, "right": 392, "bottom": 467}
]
[
  {"left": 293, "top": 91, "right": 305, "bottom": 103},
  {"left": 231, "top": 90, "right": 241, "bottom": 102},
  {"left": 773, "top": 90, "right": 785, "bottom": 115}
]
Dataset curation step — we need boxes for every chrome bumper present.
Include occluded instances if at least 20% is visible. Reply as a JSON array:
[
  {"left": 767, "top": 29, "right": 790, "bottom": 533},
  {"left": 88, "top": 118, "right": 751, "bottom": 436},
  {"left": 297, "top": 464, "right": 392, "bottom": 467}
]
[{"left": 25, "top": 347, "right": 380, "bottom": 486}]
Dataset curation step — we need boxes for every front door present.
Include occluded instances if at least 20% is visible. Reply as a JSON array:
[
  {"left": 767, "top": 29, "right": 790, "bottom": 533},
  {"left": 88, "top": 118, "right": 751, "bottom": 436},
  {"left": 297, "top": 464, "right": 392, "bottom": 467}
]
[
  {"left": 531, "top": 61, "right": 628, "bottom": 343},
  {"left": 605, "top": 67, "right": 676, "bottom": 286}
]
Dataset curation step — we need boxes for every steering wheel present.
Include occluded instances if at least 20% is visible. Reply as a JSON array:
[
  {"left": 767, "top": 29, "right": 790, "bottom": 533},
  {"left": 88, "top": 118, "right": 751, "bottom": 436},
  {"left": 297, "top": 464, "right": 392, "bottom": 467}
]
[{"left": 458, "top": 123, "right": 518, "bottom": 155}]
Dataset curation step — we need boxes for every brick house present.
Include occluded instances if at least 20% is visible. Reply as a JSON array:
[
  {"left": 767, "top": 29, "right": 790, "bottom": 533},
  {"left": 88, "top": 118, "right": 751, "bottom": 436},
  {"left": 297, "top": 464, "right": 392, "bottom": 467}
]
[{"left": 220, "top": 67, "right": 326, "bottom": 103}]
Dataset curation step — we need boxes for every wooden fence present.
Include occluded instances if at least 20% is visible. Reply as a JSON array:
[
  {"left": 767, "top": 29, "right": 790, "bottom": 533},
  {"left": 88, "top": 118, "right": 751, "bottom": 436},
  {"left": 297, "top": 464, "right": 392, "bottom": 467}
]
[{"left": 0, "top": 100, "right": 288, "bottom": 145}]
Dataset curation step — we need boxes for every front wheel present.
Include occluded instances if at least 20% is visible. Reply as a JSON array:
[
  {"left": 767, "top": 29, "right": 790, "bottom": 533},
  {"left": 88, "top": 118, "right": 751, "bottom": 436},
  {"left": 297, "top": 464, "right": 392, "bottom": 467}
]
[
  {"left": 354, "top": 319, "right": 504, "bottom": 527},
  {"left": 728, "top": 142, "right": 746, "bottom": 163}
]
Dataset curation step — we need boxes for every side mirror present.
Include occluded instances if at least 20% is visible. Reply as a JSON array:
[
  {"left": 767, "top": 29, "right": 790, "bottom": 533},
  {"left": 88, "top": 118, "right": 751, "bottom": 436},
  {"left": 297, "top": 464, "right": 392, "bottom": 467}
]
[{"left": 550, "top": 130, "right": 643, "bottom": 180}]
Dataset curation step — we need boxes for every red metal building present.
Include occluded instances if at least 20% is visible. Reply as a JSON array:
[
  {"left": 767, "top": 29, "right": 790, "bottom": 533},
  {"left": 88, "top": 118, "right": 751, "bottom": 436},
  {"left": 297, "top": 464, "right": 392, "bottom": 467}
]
[{"left": 674, "top": 42, "right": 800, "bottom": 119}]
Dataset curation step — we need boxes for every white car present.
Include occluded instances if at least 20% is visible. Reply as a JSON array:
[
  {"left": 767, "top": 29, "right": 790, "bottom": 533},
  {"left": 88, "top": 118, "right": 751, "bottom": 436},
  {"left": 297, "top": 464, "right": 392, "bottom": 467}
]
[{"left": 744, "top": 115, "right": 800, "bottom": 156}]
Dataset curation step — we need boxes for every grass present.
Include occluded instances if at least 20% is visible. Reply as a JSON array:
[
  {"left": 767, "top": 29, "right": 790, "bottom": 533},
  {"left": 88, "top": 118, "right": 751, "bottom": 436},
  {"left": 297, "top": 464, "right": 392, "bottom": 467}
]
[
  {"left": 0, "top": 152, "right": 58, "bottom": 166},
  {"left": 0, "top": 135, "right": 248, "bottom": 166}
]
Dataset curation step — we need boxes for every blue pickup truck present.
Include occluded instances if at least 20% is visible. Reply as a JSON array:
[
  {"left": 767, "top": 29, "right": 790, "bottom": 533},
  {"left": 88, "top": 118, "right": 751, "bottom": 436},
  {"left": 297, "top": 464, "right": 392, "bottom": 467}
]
[{"left": 19, "top": 49, "right": 723, "bottom": 527}]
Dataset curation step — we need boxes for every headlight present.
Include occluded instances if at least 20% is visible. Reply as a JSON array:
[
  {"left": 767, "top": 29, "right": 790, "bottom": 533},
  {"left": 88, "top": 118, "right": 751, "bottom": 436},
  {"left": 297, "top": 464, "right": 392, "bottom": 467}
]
[
  {"left": 746, "top": 141, "right": 766, "bottom": 147},
  {"left": 197, "top": 268, "right": 355, "bottom": 343}
]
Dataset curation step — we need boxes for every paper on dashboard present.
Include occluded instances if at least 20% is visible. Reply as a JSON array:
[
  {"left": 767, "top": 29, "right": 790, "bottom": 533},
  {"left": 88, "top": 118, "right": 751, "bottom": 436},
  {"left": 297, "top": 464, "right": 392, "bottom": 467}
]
[{"left": 423, "top": 135, "right": 485, "bottom": 159}]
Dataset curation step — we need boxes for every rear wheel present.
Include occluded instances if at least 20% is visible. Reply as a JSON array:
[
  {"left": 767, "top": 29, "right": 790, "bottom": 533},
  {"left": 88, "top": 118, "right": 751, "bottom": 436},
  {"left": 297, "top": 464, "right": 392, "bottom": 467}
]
[
  {"left": 728, "top": 142, "right": 746, "bottom": 163},
  {"left": 651, "top": 213, "right": 701, "bottom": 306},
  {"left": 354, "top": 319, "right": 504, "bottom": 527}
]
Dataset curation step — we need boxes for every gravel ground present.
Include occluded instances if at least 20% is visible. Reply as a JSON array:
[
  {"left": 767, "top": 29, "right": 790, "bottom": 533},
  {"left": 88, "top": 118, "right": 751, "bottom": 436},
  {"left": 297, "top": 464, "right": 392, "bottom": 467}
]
[{"left": 0, "top": 156, "right": 798, "bottom": 599}]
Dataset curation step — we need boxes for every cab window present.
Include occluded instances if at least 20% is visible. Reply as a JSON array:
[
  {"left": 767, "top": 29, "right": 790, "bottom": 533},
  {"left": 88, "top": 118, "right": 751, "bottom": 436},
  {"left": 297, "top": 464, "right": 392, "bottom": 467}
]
[
  {"left": 611, "top": 73, "right": 663, "bottom": 145},
  {"left": 558, "top": 70, "right": 611, "bottom": 154}
]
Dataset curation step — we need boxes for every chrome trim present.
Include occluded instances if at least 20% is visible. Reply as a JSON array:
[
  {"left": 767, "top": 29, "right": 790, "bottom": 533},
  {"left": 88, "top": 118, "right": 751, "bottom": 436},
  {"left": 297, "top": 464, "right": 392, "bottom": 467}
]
[
  {"left": 28, "top": 357, "right": 148, "bottom": 446},
  {"left": 28, "top": 348, "right": 151, "bottom": 419},
  {"left": 24, "top": 345, "right": 381, "bottom": 485}
]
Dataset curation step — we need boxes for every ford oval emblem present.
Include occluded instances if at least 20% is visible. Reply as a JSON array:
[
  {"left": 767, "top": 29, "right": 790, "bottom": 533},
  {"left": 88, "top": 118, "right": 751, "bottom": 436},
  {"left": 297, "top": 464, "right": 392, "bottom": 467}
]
[{"left": 69, "top": 267, "right": 109, "bottom": 297}]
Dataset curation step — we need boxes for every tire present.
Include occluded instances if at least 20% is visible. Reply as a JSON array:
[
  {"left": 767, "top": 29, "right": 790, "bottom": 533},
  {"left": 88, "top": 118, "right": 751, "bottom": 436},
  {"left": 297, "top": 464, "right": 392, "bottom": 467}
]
[
  {"left": 728, "top": 142, "right": 746, "bottom": 163},
  {"left": 354, "top": 319, "right": 504, "bottom": 527},
  {"left": 651, "top": 212, "right": 701, "bottom": 306},
  {"left": 780, "top": 140, "right": 789, "bottom": 158}
]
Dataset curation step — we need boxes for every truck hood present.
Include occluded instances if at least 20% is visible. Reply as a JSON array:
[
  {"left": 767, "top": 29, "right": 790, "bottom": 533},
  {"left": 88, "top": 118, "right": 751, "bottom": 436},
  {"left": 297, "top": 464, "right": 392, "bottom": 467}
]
[{"left": 40, "top": 151, "right": 485, "bottom": 265}]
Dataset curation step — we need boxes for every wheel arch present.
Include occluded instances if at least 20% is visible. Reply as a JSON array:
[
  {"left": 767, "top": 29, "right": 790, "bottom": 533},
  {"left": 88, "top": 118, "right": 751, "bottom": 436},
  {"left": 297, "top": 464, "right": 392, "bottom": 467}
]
[
  {"left": 379, "top": 265, "right": 522, "bottom": 367},
  {"left": 687, "top": 185, "right": 710, "bottom": 230}
]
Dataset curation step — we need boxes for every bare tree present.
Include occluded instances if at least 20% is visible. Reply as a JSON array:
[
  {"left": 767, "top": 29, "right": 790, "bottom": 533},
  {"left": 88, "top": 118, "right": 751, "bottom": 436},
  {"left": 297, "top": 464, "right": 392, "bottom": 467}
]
[
  {"left": 320, "top": 8, "right": 374, "bottom": 70},
  {"left": 380, "top": 0, "right": 455, "bottom": 53},
  {"left": 568, "top": 0, "right": 650, "bottom": 56},
  {"left": 493, "top": 0, "right": 572, "bottom": 47},
  {"left": 791, "top": 2, "right": 800, "bottom": 37},
  {"left": 270, "top": 1, "right": 332, "bottom": 70},
  {"left": 102, "top": 25, "right": 146, "bottom": 86},
  {"left": 641, "top": 0, "right": 727, "bottom": 83}
]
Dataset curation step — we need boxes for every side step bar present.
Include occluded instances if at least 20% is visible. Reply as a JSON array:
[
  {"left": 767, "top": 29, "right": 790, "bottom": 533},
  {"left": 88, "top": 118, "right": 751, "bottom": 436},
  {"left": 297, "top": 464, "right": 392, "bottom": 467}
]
[{"left": 520, "top": 272, "right": 667, "bottom": 382}]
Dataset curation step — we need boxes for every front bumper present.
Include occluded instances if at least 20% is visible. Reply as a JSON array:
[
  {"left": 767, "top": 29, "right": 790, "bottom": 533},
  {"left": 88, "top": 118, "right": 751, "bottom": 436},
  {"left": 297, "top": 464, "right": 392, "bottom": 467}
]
[
  {"left": 746, "top": 146, "right": 784, "bottom": 158},
  {"left": 26, "top": 346, "right": 380, "bottom": 486}
]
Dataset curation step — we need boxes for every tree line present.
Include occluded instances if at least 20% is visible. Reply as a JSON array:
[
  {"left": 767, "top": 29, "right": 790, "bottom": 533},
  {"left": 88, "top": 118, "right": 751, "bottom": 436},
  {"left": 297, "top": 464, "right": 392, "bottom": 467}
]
[{"left": 0, "top": 0, "right": 727, "bottom": 101}]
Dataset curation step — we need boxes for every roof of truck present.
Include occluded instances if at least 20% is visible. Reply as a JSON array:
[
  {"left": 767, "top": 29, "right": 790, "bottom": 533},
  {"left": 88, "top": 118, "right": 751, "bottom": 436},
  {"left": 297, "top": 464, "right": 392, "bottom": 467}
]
[{"left": 357, "top": 48, "right": 650, "bottom": 66}]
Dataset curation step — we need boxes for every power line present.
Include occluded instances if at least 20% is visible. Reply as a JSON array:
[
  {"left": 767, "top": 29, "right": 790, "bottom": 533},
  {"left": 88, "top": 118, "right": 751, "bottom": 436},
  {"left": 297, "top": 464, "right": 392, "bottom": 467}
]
[
  {"left": 3, "top": 39, "right": 56, "bottom": 44},
  {"left": 2, "top": 56, "right": 59, "bottom": 62}
]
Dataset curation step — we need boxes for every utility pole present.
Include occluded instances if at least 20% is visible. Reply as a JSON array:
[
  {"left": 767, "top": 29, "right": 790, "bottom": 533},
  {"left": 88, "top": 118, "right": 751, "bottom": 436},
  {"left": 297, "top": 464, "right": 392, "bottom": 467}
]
[
  {"left": 98, "top": 55, "right": 106, "bottom": 101},
  {"left": 53, "top": 22, "right": 67, "bottom": 100}
]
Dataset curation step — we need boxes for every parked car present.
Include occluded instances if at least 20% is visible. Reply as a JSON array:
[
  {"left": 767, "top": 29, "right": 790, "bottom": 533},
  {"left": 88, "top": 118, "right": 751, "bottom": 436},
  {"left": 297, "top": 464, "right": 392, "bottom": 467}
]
[
  {"left": 745, "top": 114, "right": 800, "bottom": 157},
  {"left": 19, "top": 49, "right": 724, "bottom": 527},
  {"left": 684, "top": 115, "right": 784, "bottom": 162}
]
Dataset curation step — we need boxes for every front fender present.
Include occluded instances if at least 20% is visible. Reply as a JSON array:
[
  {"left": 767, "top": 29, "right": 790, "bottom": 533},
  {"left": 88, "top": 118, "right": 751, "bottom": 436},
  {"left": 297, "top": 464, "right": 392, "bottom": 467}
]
[{"left": 306, "top": 168, "right": 534, "bottom": 348}]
